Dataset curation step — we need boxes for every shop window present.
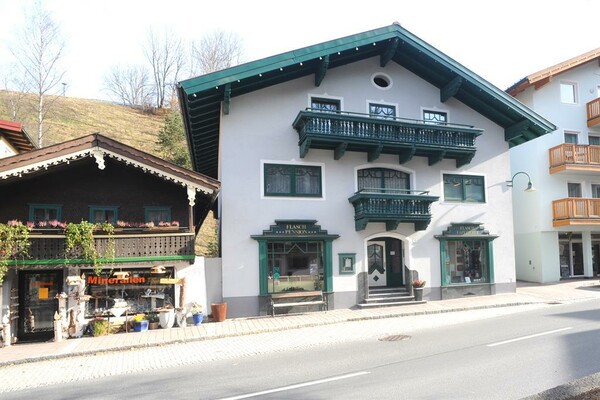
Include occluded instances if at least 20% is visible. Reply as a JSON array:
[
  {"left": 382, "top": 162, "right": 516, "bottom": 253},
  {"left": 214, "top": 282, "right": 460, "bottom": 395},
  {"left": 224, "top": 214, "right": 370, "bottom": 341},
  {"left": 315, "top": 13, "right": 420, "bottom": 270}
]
[
  {"left": 145, "top": 207, "right": 172, "bottom": 224},
  {"left": 84, "top": 267, "right": 175, "bottom": 317},
  {"left": 264, "top": 164, "right": 322, "bottom": 197},
  {"left": 29, "top": 204, "right": 62, "bottom": 222},
  {"left": 267, "top": 241, "right": 324, "bottom": 293},
  {"left": 442, "top": 239, "right": 489, "bottom": 285},
  {"left": 369, "top": 103, "right": 396, "bottom": 119},
  {"left": 89, "top": 206, "right": 118, "bottom": 224},
  {"left": 423, "top": 110, "right": 448, "bottom": 124},
  {"left": 357, "top": 168, "right": 410, "bottom": 192},
  {"left": 311, "top": 97, "right": 340, "bottom": 112},
  {"left": 443, "top": 174, "right": 485, "bottom": 203}
]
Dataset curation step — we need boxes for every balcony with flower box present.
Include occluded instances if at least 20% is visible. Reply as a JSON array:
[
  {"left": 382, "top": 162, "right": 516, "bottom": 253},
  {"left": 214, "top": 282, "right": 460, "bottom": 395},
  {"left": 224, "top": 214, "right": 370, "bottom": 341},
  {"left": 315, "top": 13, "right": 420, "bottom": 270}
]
[
  {"left": 548, "top": 144, "right": 600, "bottom": 174},
  {"left": 552, "top": 198, "right": 600, "bottom": 227},
  {"left": 348, "top": 188, "right": 439, "bottom": 231},
  {"left": 292, "top": 109, "right": 482, "bottom": 168}
]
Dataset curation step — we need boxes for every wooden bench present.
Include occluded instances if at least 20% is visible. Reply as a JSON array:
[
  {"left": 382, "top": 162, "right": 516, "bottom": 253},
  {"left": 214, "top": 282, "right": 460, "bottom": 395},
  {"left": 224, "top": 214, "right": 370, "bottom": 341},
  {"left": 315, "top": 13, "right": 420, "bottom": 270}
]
[{"left": 270, "top": 290, "right": 326, "bottom": 316}]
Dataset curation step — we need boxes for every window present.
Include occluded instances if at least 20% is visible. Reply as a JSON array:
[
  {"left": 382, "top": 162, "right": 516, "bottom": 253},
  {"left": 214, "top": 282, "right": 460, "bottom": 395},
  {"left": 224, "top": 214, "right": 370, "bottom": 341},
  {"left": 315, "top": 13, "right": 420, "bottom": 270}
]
[
  {"left": 369, "top": 103, "right": 396, "bottom": 119},
  {"left": 442, "top": 239, "right": 489, "bottom": 284},
  {"left": 358, "top": 168, "right": 409, "bottom": 192},
  {"left": 564, "top": 132, "right": 578, "bottom": 144},
  {"left": 264, "top": 164, "right": 322, "bottom": 197},
  {"left": 423, "top": 110, "right": 448, "bottom": 124},
  {"left": 311, "top": 97, "right": 340, "bottom": 112},
  {"left": 372, "top": 74, "right": 391, "bottom": 88},
  {"left": 589, "top": 135, "right": 600, "bottom": 146},
  {"left": 89, "top": 206, "right": 118, "bottom": 224},
  {"left": 145, "top": 207, "right": 172, "bottom": 224},
  {"left": 29, "top": 204, "right": 62, "bottom": 222},
  {"left": 560, "top": 82, "right": 577, "bottom": 104},
  {"left": 443, "top": 174, "right": 485, "bottom": 202},
  {"left": 267, "top": 241, "right": 323, "bottom": 293},
  {"left": 592, "top": 184, "right": 600, "bottom": 199},
  {"left": 568, "top": 183, "right": 582, "bottom": 198}
]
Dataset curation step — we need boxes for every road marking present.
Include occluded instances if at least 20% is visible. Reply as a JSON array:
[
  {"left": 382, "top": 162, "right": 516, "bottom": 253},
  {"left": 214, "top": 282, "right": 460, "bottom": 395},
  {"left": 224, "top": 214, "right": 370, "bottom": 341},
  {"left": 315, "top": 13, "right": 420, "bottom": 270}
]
[
  {"left": 487, "top": 327, "right": 573, "bottom": 347},
  {"left": 219, "top": 371, "right": 371, "bottom": 400}
]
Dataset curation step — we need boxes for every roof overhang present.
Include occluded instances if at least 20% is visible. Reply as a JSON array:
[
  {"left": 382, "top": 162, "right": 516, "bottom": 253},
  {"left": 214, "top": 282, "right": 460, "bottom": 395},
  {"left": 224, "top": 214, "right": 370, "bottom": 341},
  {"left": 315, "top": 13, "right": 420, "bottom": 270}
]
[
  {"left": 0, "top": 119, "right": 36, "bottom": 153},
  {"left": 178, "top": 23, "right": 556, "bottom": 178}
]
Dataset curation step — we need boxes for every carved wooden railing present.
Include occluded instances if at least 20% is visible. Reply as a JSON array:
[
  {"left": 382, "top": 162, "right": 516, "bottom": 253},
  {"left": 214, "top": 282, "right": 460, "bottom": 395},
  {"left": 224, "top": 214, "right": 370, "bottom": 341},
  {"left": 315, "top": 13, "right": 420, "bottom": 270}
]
[
  {"left": 587, "top": 97, "right": 600, "bottom": 127},
  {"left": 549, "top": 144, "right": 600, "bottom": 169},
  {"left": 552, "top": 198, "right": 600, "bottom": 221}
]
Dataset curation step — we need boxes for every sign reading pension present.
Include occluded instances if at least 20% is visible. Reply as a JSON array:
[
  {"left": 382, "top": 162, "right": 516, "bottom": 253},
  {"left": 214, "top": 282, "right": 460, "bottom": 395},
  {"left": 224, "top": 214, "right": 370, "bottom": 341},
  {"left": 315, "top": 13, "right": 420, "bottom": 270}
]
[{"left": 251, "top": 220, "right": 340, "bottom": 241}]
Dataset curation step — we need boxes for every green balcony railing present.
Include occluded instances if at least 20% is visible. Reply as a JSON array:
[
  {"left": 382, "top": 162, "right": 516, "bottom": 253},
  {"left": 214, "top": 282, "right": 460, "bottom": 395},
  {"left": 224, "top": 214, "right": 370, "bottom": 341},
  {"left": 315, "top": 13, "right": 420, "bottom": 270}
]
[
  {"left": 293, "top": 109, "right": 482, "bottom": 167},
  {"left": 348, "top": 188, "right": 439, "bottom": 231}
]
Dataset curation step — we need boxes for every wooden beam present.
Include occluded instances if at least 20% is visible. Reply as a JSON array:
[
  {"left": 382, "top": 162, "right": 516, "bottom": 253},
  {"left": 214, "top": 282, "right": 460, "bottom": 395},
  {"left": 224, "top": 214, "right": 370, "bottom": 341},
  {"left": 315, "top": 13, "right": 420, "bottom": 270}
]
[
  {"left": 533, "top": 77, "right": 550, "bottom": 90},
  {"left": 334, "top": 142, "right": 348, "bottom": 160},
  {"left": 505, "top": 119, "right": 531, "bottom": 142},
  {"left": 368, "top": 143, "right": 384, "bottom": 162},
  {"left": 315, "top": 55, "right": 330, "bottom": 87},
  {"left": 428, "top": 150, "right": 446, "bottom": 166},
  {"left": 398, "top": 146, "right": 416, "bottom": 164},
  {"left": 440, "top": 76, "right": 463, "bottom": 103},
  {"left": 380, "top": 37, "right": 399, "bottom": 67},
  {"left": 223, "top": 84, "right": 231, "bottom": 115},
  {"left": 355, "top": 218, "right": 369, "bottom": 231}
]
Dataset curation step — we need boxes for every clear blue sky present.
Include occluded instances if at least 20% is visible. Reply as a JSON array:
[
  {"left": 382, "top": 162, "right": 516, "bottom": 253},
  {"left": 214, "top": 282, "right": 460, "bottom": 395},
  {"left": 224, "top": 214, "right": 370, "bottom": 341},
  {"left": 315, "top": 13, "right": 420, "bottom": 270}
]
[{"left": 1, "top": 0, "right": 599, "bottom": 101}]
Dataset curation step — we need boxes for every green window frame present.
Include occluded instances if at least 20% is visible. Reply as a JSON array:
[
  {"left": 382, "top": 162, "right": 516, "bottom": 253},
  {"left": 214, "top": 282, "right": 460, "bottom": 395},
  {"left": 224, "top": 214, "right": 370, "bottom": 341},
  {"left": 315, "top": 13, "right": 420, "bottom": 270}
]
[
  {"left": 29, "top": 204, "right": 62, "bottom": 222},
  {"left": 443, "top": 174, "right": 485, "bottom": 203},
  {"left": 357, "top": 168, "right": 410, "bottom": 192},
  {"left": 264, "top": 164, "right": 322, "bottom": 197},
  {"left": 311, "top": 97, "right": 340, "bottom": 112},
  {"left": 145, "top": 207, "right": 172, "bottom": 224},
  {"left": 89, "top": 206, "right": 119, "bottom": 224},
  {"left": 369, "top": 103, "right": 396, "bottom": 119},
  {"left": 423, "top": 110, "right": 448, "bottom": 124},
  {"left": 439, "top": 238, "right": 494, "bottom": 286},
  {"left": 339, "top": 253, "right": 356, "bottom": 275}
]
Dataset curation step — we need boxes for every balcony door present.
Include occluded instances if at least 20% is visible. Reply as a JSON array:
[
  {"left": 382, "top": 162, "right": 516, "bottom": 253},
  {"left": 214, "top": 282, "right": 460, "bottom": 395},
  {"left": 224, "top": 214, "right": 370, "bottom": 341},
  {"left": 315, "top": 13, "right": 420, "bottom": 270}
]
[
  {"left": 18, "top": 270, "right": 63, "bottom": 342},
  {"left": 358, "top": 168, "right": 410, "bottom": 193}
]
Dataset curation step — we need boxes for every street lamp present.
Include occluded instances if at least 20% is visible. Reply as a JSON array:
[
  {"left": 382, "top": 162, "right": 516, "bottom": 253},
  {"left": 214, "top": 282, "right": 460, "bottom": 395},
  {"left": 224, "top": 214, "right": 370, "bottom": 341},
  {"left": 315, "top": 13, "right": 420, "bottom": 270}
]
[{"left": 506, "top": 171, "right": 536, "bottom": 192}]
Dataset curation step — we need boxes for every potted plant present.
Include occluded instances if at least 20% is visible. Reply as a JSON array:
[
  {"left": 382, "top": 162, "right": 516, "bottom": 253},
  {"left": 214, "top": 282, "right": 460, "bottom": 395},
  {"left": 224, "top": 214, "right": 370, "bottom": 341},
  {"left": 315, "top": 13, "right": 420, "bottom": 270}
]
[
  {"left": 412, "top": 279, "right": 426, "bottom": 302},
  {"left": 191, "top": 302, "right": 203, "bottom": 326},
  {"left": 147, "top": 312, "right": 159, "bottom": 329},
  {"left": 132, "top": 314, "right": 149, "bottom": 332},
  {"left": 157, "top": 307, "right": 175, "bottom": 329}
]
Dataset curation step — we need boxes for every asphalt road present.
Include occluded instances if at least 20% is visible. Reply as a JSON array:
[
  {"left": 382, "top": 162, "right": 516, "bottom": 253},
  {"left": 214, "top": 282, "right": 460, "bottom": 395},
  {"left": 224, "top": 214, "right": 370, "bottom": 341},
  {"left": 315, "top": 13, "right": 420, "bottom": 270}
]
[{"left": 3, "top": 300, "right": 600, "bottom": 399}]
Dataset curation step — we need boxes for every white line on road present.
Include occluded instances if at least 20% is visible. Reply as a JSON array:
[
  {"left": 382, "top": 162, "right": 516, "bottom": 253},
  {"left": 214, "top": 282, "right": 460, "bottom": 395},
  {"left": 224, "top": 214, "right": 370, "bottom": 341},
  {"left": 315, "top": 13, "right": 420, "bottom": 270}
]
[
  {"left": 487, "top": 327, "right": 573, "bottom": 347},
  {"left": 218, "top": 371, "right": 371, "bottom": 400}
]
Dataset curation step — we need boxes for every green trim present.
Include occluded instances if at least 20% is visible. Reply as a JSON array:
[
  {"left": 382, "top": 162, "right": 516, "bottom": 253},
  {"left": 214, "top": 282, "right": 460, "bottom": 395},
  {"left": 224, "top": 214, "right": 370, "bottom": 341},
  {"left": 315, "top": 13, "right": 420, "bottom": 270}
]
[
  {"left": 488, "top": 239, "right": 495, "bottom": 283},
  {"left": 8, "top": 255, "right": 194, "bottom": 266},
  {"left": 324, "top": 241, "right": 333, "bottom": 292},
  {"left": 89, "top": 206, "right": 119, "bottom": 224},
  {"left": 28, "top": 204, "right": 62, "bottom": 222},
  {"left": 443, "top": 174, "right": 486, "bottom": 203},
  {"left": 258, "top": 240, "right": 268, "bottom": 295},
  {"left": 338, "top": 253, "right": 356, "bottom": 275},
  {"left": 263, "top": 163, "right": 322, "bottom": 197},
  {"left": 144, "top": 207, "right": 172, "bottom": 223}
]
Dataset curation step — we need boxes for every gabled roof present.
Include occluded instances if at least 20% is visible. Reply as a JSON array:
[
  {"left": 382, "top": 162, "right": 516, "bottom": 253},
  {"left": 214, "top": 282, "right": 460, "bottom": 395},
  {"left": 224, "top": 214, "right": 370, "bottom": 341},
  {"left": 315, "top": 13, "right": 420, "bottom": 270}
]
[
  {"left": 507, "top": 47, "right": 600, "bottom": 96},
  {"left": 178, "top": 23, "right": 556, "bottom": 179},
  {"left": 0, "top": 133, "right": 220, "bottom": 197},
  {"left": 0, "top": 119, "right": 36, "bottom": 153}
]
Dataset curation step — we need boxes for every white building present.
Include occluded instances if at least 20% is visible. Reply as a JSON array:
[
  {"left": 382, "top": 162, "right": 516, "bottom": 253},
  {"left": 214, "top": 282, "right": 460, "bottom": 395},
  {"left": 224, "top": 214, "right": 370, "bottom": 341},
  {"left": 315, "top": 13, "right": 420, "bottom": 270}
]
[
  {"left": 508, "top": 48, "right": 600, "bottom": 282},
  {"left": 178, "top": 23, "right": 554, "bottom": 317}
]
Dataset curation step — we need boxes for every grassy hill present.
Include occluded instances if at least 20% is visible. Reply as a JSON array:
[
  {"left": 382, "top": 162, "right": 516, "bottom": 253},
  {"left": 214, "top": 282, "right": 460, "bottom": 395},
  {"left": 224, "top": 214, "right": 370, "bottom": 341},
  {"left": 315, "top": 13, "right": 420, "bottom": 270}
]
[
  {"left": 0, "top": 90, "right": 166, "bottom": 153},
  {"left": 0, "top": 90, "right": 218, "bottom": 256}
]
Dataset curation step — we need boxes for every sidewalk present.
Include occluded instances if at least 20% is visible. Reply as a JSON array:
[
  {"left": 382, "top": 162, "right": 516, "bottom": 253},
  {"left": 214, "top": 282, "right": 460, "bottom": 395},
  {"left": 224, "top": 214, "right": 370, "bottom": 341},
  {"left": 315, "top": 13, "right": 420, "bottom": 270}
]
[{"left": 1, "top": 279, "right": 599, "bottom": 367}]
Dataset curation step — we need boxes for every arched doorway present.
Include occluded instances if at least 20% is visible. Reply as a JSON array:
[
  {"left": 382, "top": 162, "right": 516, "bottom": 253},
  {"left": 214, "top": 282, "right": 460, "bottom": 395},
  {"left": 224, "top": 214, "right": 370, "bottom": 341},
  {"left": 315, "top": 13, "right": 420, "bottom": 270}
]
[{"left": 367, "top": 237, "right": 404, "bottom": 288}]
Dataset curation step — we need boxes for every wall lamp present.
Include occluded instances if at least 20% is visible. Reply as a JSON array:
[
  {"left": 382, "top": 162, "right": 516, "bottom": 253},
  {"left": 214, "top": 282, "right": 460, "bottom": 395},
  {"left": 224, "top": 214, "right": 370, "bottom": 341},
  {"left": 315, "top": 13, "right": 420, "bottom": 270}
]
[{"left": 506, "top": 171, "right": 536, "bottom": 192}]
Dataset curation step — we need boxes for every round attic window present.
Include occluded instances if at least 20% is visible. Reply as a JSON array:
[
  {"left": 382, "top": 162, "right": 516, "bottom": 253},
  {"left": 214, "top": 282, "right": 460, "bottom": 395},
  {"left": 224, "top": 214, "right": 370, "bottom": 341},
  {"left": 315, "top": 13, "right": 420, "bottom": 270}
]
[{"left": 372, "top": 73, "right": 392, "bottom": 89}]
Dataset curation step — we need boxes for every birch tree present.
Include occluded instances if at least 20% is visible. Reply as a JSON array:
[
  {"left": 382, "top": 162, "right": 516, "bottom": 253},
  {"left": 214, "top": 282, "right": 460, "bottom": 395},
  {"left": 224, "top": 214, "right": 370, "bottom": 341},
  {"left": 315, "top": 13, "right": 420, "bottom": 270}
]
[{"left": 190, "top": 30, "right": 243, "bottom": 76}]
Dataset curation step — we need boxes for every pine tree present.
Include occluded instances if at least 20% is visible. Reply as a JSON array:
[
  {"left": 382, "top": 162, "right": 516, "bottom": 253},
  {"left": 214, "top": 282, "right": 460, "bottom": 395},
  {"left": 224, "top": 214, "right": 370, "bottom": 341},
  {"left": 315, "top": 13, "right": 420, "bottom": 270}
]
[{"left": 156, "top": 110, "right": 191, "bottom": 168}]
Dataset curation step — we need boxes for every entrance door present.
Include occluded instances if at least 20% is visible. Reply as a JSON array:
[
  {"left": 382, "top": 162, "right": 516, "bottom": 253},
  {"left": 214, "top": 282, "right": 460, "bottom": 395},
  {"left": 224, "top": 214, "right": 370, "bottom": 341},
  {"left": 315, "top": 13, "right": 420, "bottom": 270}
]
[
  {"left": 18, "top": 270, "right": 62, "bottom": 341},
  {"left": 593, "top": 243, "right": 600, "bottom": 276},
  {"left": 571, "top": 242, "right": 584, "bottom": 276},
  {"left": 368, "top": 241, "right": 386, "bottom": 287}
]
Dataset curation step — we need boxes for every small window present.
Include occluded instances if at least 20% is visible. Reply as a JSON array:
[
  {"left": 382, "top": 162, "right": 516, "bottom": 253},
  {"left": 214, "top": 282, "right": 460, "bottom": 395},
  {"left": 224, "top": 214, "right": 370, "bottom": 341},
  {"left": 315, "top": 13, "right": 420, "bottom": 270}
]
[
  {"left": 589, "top": 135, "right": 600, "bottom": 146},
  {"left": 264, "top": 164, "right": 322, "bottom": 197},
  {"left": 372, "top": 74, "right": 391, "bottom": 89},
  {"left": 443, "top": 174, "right": 485, "bottom": 203},
  {"left": 560, "top": 82, "right": 577, "bottom": 104},
  {"left": 423, "top": 110, "right": 448, "bottom": 124},
  {"left": 29, "top": 204, "right": 62, "bottom": 222},
  {"left": 568, "top": 183, "right": 582, "bottom": 198},
  {"left": 564, "top": 132, "right": 578, "bottom": 144},
  {"left": 90, "top": 206, "right": 118, "bottom": 224},
  {"left": 145, "top": 207, "right": 172, "bottom": 224},
  {"left": 311, "top": 98, "right": 340, "bottom": 112},
  {"left": 592, "top": 184, "right": 600, "bottom": 199},
  {"left": 369, "top": 103, "right": 396, "bottom": 119}
]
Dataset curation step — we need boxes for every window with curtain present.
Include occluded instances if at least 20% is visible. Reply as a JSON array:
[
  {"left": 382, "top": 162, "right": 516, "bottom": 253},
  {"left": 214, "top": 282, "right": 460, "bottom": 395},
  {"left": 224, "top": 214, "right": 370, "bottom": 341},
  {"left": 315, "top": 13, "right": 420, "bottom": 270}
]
[
  {"left": 264, "top": 164, "right": 322, "bottom": 197},
  {"left": 568, "top": 182, "right": 582, "bottom": 198},
  {"left": 443, "top": 174, "right": 485, "bottom": 202},
  {"left": 29, "top": 204, "right": 62, "bottom": 222},
  {"left": 369, "top": 103, "right": 396, "bottom": 119},
  {"left": 357, "top": 168, "right": 410, "bottom": 192},
  {"left": 311, "top": 98, "right": 340, "bottom": 112},
  {"left": 423, "top": 110, "right": 448, "bottom": 124},
  {"left": 89, "top": 206, "right": 118, "bottom": 224}
]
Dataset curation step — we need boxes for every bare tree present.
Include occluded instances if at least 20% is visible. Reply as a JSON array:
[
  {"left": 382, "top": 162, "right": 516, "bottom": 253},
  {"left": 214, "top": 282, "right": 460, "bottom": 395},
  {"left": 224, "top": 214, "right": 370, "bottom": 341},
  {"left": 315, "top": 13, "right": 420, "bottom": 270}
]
[
  {"left": 103, "top": 65, "right": 153, "bottom": 108},
  {"left": 10, "top": 1, "right": 65, "bottom": 147},
  {"left": 190, "top": 30, "right": 243, "bottom": 75},
  {"left": 143, "top": 28, "right": 186, "bottom": 109},
  {"left": 1, "top": 67, "right": 28, "bottom": 121}
]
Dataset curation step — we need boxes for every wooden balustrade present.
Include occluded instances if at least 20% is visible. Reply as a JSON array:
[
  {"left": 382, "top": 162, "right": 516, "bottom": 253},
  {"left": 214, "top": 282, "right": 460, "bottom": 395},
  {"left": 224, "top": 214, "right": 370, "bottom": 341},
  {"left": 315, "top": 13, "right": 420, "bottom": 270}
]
[
  {"left": 587, "top": 97, "right": 600, "bottom": 127},
  {"left": 552, "top": 198, "right": 600, "bottom": 226},
  {"left": 548, "top": 144, "right": 600, "bottom": 173}
]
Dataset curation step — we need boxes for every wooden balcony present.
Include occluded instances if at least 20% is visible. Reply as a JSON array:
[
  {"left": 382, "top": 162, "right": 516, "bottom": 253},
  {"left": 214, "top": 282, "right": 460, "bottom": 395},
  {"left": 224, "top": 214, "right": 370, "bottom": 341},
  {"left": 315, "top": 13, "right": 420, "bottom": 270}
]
[
  {"left": 9, "top": 230, "right": 195, "bottom": 265},
  {"left": 548, "top": 144, "right": 600, "bottom": 174},
  {"left": 292, "top": 110, "right": 482, "bottom": 167},
  {"left": 552, "top": 198, "right": 600, "bottom": 227},
  {"left": 348, "top": 189, "right": 439, "bottom": 231},
  {"left": 587, "top": 97, "right": 600, "bottom": 127}
]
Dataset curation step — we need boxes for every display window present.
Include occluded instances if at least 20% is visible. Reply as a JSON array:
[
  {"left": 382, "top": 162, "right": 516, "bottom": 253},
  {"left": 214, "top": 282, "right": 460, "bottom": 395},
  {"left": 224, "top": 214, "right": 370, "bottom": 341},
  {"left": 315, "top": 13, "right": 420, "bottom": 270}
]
[
  {"left": 442, "top": 239, "right": 489, "bottom": 284},
  {"left": 267, "top": 241, "right": 324, "bottom": 293},
  {"left": 84, "top": 267, "right": 175, "bottom": 317}
]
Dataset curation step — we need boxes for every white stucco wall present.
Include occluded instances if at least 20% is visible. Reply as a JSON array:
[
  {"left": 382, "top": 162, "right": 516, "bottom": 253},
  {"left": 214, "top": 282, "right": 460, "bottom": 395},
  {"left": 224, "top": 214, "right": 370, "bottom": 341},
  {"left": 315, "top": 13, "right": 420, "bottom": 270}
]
[
  {"left": 0, "top": 137, "right": 18, "bottom": 159},
  {"left": 219, "top": 57, "right": 516, "bottom": 315},
  {"left": 511, "top": 59, "right": 600, "bottom": 282}
]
